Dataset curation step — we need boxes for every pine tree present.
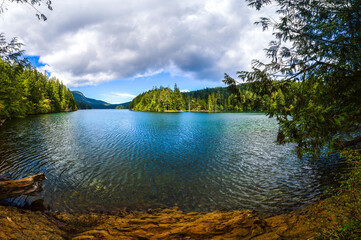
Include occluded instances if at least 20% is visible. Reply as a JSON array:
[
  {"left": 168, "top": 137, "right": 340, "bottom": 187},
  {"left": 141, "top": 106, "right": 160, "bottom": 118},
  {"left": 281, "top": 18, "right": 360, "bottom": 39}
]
[{"left": 225, "top": 0, "right": 361, "bottom": 155}]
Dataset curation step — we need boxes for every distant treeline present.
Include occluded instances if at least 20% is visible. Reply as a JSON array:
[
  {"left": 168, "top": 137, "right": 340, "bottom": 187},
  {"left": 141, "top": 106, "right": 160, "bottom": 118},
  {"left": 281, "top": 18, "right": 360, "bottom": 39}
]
[
  {"left": 75, "top": 100, "right": 92, "bottom": 109},
  {"left": 129, "top": 84, "right": 277, "bottom": 112},
  {"left": 0, "top": 59, "right": 77, "bottom": 121}
]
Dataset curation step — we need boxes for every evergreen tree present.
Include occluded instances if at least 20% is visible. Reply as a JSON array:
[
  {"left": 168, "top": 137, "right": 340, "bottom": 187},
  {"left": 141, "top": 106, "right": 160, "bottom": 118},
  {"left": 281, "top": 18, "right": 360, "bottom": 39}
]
[
  {"left": 224, "top": 0, "right": 361, "bottom": 155},
  {"left": 129, "top": 84, "right": 263, "bottom": 113},
  {"left": 0, "top": 59, "right": 77, "bottom": 122}
]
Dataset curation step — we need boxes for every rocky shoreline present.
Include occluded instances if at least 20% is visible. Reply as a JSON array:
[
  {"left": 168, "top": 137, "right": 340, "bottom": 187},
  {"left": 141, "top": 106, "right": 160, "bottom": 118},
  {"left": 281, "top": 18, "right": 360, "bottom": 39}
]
[{"left": 0, "top": 195, "right": 344, "bottom": 240}]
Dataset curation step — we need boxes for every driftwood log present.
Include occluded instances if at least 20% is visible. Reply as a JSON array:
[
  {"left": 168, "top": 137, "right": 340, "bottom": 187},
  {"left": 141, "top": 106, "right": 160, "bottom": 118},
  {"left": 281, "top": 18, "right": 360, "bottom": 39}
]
[{"left": 0, "top": 173, "right": 46, "bottom": 199}]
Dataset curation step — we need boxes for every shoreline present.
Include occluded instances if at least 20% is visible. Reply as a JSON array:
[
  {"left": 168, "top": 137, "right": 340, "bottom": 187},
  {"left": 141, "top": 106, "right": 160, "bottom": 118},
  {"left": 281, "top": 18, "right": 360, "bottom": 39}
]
[
  {"left": 0, "top": 109, "right": 78, "bottom": 127},
  {"left": 0, "top": 194, "right": 346, "bottom": 240},
  {"left": 129, "top": 109, "right": 264, "bottom": 113},
  {"left": 1, "top": 198, "right": 309, "bottom": 219}
]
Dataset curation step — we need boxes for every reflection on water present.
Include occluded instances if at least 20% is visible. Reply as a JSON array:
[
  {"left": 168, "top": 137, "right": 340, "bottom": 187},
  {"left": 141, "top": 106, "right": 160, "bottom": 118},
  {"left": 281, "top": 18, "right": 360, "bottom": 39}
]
[{"left": 0, "top": 110, "right": 341, "bottom": 215}]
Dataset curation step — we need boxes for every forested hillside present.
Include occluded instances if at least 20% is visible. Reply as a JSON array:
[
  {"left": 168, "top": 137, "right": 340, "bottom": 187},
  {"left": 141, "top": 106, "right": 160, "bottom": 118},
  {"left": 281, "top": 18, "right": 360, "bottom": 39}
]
[
  {"left": 0, "top": 59, "right": 77, "bottom": 123},
  {"left": 129, "top": 84, "right": 273, "bottom": 112},
  {"left": 72, "top": 91, "right": 130, "bottom": 109}
]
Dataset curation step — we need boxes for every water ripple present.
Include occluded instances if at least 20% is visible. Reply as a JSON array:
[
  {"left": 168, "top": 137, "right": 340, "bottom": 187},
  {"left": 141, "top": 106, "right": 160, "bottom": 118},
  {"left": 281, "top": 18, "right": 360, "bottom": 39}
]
[{"left": 0, "top": 110, "right": 343, "bottom": 215}]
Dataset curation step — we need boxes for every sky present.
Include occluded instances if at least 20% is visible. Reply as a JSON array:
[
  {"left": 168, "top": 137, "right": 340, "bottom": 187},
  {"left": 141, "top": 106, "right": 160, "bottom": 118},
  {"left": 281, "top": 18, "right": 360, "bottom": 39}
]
[{"left": 0, "top": 0, "right": 275, "bottom": 103}]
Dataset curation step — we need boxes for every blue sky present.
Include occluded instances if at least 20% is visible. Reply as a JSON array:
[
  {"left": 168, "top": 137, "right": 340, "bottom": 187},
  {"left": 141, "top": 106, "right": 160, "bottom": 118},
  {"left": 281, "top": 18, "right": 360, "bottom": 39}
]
[
  {"left": 70, "top": 71, "right": 224, "bottom": 104},
  {"left": 2, "top": 0, "right": 274, "bottom": 104},
  {"left": 29, "top": 55, "right": 224, "bottom": 103}
]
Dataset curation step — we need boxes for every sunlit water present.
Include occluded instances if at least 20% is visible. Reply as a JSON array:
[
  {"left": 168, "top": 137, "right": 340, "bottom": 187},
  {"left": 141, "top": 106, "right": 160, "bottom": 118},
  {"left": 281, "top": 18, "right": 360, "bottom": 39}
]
[{"left": 0, "top": 110, "right": 341, "bottom": 215}]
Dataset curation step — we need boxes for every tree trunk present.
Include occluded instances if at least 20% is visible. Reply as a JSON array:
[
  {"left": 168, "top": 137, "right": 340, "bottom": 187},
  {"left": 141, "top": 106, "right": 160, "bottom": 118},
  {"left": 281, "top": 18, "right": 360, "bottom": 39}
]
[{"left": 0, "top": 173, "right": 46, "bottom": 199}]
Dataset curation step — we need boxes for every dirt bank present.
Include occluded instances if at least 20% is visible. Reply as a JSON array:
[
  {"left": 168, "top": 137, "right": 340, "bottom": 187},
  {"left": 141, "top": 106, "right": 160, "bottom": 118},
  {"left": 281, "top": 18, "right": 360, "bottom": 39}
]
[{"left": 0, "top": 195, "right": 345, "bottom": 240}]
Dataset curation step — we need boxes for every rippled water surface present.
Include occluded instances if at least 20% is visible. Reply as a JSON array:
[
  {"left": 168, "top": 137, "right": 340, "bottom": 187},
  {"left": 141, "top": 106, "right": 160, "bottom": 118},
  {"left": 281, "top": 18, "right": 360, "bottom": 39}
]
[{"left": 0, "top": 110, "right": 340, "bottom": 214}]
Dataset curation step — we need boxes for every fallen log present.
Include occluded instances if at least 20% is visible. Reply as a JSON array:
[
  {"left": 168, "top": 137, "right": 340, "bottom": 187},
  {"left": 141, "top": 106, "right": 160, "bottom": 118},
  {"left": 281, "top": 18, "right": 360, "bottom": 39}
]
[{"left": 0, "top": 173, "right": 46, "bottom": 199}]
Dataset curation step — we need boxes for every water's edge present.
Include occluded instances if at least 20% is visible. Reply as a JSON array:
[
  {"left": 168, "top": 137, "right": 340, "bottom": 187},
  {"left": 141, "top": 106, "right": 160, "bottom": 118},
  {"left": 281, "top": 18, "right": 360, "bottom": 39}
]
[{"left": 0, "top": 193, "right": 343, "bottom": 240}]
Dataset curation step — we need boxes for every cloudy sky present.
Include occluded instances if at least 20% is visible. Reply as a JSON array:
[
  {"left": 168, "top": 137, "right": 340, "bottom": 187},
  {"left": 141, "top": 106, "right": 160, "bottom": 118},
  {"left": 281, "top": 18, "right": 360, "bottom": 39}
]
[{"left": 0, "top": 0, "right": 275, "bottom": 103}]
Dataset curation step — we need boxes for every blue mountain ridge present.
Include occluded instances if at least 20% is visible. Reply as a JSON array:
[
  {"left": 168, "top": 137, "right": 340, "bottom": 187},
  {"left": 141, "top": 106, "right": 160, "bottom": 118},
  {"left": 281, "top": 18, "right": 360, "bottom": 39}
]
[{"left": 72, "top": 91, "right": 130, "bottom": 109}]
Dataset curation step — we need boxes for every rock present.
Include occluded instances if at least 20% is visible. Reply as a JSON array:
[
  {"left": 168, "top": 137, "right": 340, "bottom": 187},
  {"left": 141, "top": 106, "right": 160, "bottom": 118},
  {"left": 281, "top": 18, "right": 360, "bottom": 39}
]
[
  {"left": 0, "top": 206, "right": 65, "bottom": 240},
  {"left": 0, "top": 195, "right": 347, "bottom": 240}
]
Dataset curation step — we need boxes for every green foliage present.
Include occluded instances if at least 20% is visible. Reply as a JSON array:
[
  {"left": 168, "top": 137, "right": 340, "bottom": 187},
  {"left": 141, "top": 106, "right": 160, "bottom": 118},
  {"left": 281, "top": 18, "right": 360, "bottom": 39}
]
[
  {"left": 0, "top": 59, "right": 77, "bottom": 121},
  {"left": 317, "top": 151, "right": 361, "bottom": 239},
  {"left": 115, "top": 105, "right": 126, "bottom": 110},
  {"left": 319, "top": 219, "right": 361, "bottom": 240},
  {"left": 75, "top": 100, "right": 92, "bottom": 109},
  {"left": 1, "top": 1, "right": 52, "bottom": 62},
  {"left": 0, "top": 33, "right": 26, "bottom": 65},
  {"left": 130, "top": 86, "right": 176, "bottom": 112},
  {"left": 225, "top": 0, "right": 361, "bottom": 155},
  {"left": 129, "top": 84, "right": 263, "bottom": 112}
]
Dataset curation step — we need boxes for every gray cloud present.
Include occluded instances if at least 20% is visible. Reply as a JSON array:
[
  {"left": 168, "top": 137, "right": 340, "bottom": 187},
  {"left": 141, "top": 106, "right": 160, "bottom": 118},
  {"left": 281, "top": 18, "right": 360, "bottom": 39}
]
[{"left": 0, "top": 0, "right": 274, "bottom": 86}]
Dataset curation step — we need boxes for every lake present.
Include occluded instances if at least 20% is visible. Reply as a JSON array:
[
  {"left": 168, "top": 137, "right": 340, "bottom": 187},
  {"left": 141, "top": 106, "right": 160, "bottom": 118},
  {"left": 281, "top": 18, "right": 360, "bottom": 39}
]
[{"left": 0, "top": 110, "right": 340, "bottom": 215}]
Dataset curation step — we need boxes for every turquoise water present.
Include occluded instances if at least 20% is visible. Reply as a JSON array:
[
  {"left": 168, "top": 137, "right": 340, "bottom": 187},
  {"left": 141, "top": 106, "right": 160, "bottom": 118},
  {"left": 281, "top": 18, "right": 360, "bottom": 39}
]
[{"left": 0, "top": 110, "right": 339, "bottom": 214}]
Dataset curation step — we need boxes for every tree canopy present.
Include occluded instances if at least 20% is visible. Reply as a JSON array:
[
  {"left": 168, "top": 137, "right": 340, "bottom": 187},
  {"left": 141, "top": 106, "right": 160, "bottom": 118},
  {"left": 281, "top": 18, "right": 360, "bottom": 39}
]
[
  {"left": 0, "top": 0, "right": 76, "bottom": 122},
  {"left": 129, "top": 84, "right": 265, "bottom": 113},
  {"left": 0, "top": 59, "right": 77, "bottom": 121},
  {"left": 0, "top": 0, "right": 52, "bottom": 63},
  {"left": 224, "top": 0, "right": 361, "bottom": 156}
]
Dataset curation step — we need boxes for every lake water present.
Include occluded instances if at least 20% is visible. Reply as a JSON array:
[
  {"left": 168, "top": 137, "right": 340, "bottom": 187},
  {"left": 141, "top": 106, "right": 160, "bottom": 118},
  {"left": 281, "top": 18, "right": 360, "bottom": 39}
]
[{"left": 0, "top": 110, "right": 340, "bottom": 215}]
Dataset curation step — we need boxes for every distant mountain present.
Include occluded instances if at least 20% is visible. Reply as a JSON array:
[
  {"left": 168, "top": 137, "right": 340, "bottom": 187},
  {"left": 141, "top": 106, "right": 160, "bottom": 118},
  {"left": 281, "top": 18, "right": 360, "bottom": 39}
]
[{"left": 72, "top": 91, "right": 130, "bottom": 109}]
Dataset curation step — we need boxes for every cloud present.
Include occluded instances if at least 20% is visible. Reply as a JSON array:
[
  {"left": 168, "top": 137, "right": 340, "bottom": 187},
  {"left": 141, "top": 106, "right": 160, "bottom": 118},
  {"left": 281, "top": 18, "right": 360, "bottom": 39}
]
[
  {"left": 0, "top": 0, "right": 275, "bottom": 87},
  {"left": 101, "top": 92, "right": 136, "bottom": 104},
  {"left": 181, "top": 89, "right": 190, "bottom": 93},
  {"left": 111, "top": 92, "right": 137, "bottom": 99}
]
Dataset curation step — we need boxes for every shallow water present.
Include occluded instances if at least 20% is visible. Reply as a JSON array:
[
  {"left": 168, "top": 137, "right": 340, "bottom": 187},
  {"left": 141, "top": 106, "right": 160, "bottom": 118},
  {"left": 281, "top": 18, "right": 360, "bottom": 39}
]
[{"left": 0, "top": 110, "right": 340, "bottom": 214}]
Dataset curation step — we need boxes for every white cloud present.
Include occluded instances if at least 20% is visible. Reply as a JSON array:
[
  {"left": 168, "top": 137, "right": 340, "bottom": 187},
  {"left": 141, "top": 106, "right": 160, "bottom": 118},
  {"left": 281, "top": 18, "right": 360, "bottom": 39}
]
[
  {"left": 101, "top": 92, "right": 136, "bottom": 104},
  {"left": 112, "top": 92, "right": 137, "bottom": 98},
  {"left": 0, "top": 0, "right": 275, "bottom": 87},
  {"left": 181, "top": 89, "right": 190, "bottom": 93}
]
